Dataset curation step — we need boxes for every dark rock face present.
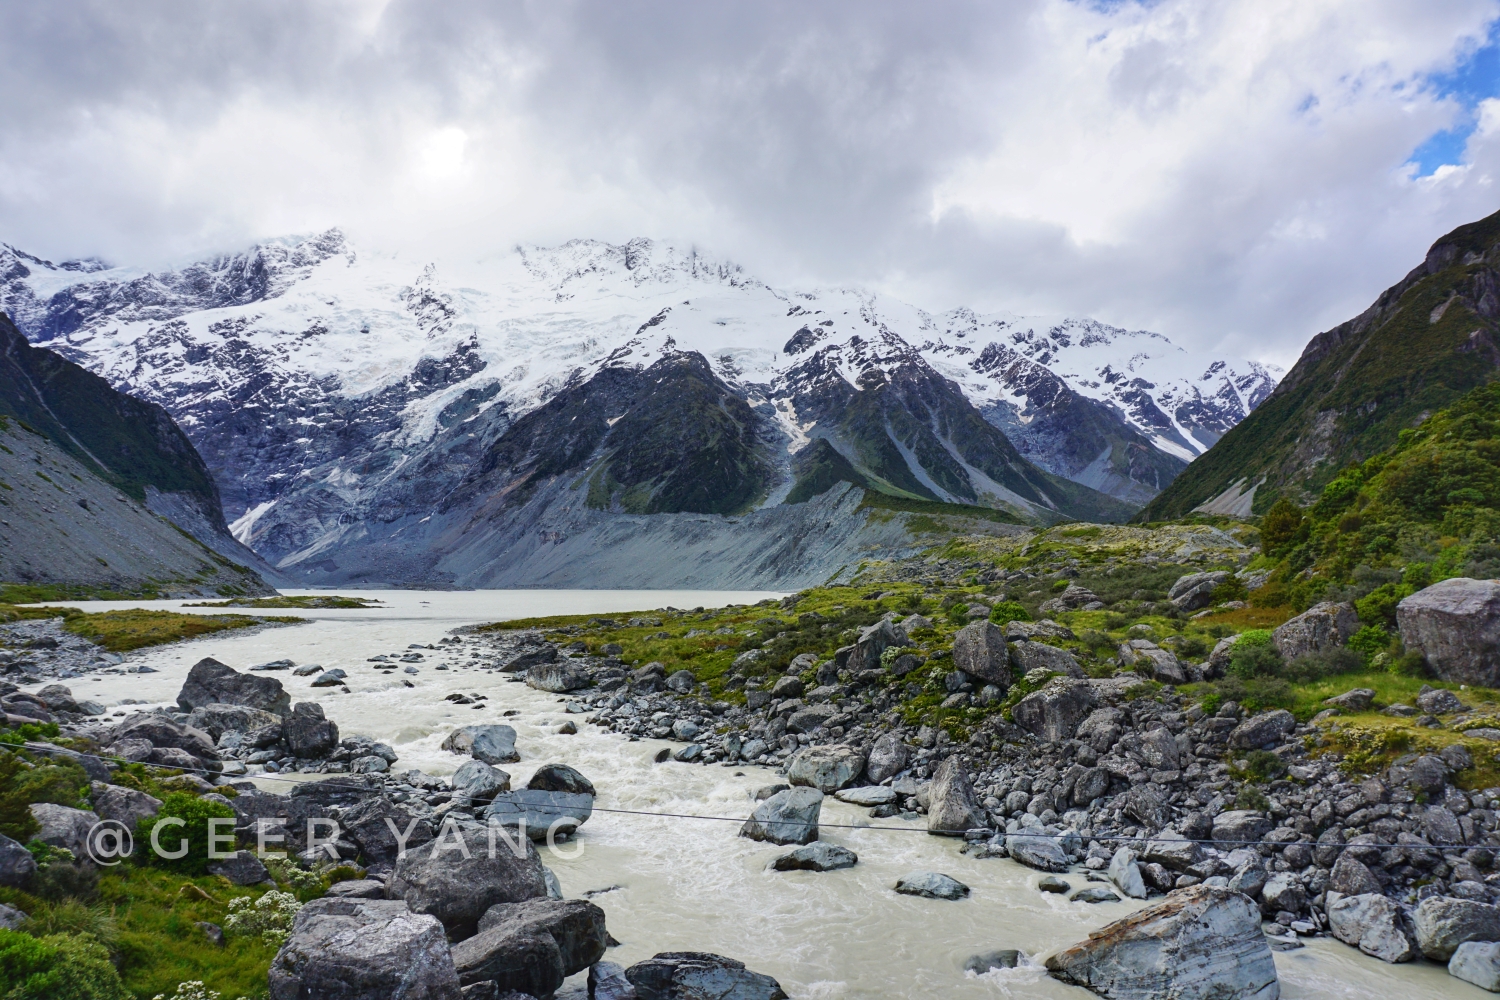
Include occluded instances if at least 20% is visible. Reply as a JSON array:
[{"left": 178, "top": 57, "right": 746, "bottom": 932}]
[
  {"left": 1398, "top": 578, "right": 1500, "bottom": 687},
  {"left": 0, "top": 834, "right": 36, "bottom": 888},
  {"left": 284, "top": 702, "right": 339, "bottom": 757},
  {"left": 451, "top": 898, "right": 607, "bottom": 996},
  {"left": 768, "top": 842, "right": 857, "bottom": 872},
  {"left": 625, "top": 952, "right": 787, "bottom": 1000},
  {"left": 340, "top": 796, "right": 435, "bottom": 864},
  {"left": 268, "top": 897, "right": 461, "bottom": 1000},
  {"left": 177, "top": 658, "right": 291, "bottom": 715},
  {"left": 187, "top": 702, "right": 281, "bottom": 740},
  {"left": 482, "top": 790, "right": 594, "bottom": 840},
  {"left": 951, "top": 621, "right": 1010, "bottom": 688},
  {"left": 385, "top": 827, "right": 549, "bottom": 940},
  {"left": 1227, "top": 710, "right": 1296, "bottom": 750},
  {"left": 89, "top": 782, "right": 162, "bottom": 833},
  {"left": 208, "top": 850, "right": 271, "bottom": 886},
  {"left": 1009, "top": 641, "right": 1084, "bottom": 679}
]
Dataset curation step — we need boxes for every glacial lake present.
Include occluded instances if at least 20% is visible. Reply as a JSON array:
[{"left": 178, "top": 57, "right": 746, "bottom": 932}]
[{"left": 47, "top": 590, "right": 1468, "bottom": 999}]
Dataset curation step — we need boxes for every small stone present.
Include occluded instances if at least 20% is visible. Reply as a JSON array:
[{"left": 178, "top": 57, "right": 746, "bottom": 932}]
[
  {"left": 768, "top": 842, "right": 858, "bottom": 872},
  {"left": 895, "top": 871, "right": 970, "bottom": 900},
  {"left": 1038, "top": 875, "right": 1070, "bottom": 894},
  {"left": 1071, "top": 886, "right": 1121, "bottom": 904}
]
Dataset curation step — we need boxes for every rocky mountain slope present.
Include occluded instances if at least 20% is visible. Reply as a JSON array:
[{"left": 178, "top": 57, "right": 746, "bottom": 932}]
[
  {"left": 0, "top": 313, "right": 274, "bottom": 595},
  {"left": 0, "top": 233, "right": 1276, "bottom": 586},
  {"left": 1142, "top": 208, "right": 1500, "bottom": 521}
]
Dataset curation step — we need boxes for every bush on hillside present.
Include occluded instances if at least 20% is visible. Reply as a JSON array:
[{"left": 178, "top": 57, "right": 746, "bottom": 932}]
[{"left": 133, "top": 793, "right": 237, "bottom": 877}]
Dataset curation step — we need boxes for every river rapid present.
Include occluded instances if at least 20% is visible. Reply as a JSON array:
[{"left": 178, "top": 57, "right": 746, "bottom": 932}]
[{"left": 51, "top": 590, "right": 1470, "bottom": 999}]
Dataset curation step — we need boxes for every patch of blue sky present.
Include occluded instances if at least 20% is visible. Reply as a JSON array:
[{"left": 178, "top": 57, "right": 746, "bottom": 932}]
[{"left": 1409, "top": 19, "right": 1500, "bottom": 177}]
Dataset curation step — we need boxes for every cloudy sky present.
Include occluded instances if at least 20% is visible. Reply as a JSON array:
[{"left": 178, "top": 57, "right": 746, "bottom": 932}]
[{"left": 1, "top": 1, "right": 1497, "bottom": 367}]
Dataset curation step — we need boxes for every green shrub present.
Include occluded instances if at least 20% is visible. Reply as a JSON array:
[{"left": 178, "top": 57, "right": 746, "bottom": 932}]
[
  {"left": 1260, "top": 498, "right": 1306, "bottom": 555},
  {"left": 1208, "top": 576, "right": 1249, "bottom": 604},
  {"left": 0, "top": 752, "right": 90, "bottom": 844},
  {"left": 1347, "top": 624, "right": 1391, "bottom": 664},
  {"left": 988, "top": 601, "right": 1031, "bottom": 626},
  {"left": 1233, "top": 629, "right": 1274, "bottom": 650},
  {"left": 134, "top": 793, "right": 237, "bottom": 877},
  {"left": 1236, "top": 750, "right": 1288, "bottom": 782},
  {"left": 945, "top": 605, "right": 968, "bottom": 624},
  {"left": 0, "top": 929, "right": 129, "bottom": 1000},
  {"left": 1234, "top": 785, "right": 1271, "bottom": 812},
  {"left": 1282, "top": 647, "right": 1363, "bottom": 682},
  {"left": 1354, "top": 583, "right": 1413, "bottom": 627},
  {"left": 1229, "top": 643, "right": 1283, "bottom": 680}
]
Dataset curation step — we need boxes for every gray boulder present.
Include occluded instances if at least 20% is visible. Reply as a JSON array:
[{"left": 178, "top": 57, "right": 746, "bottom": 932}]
[
  {"left": 89, "top": 781, "right": 161, "bottom": 832},
  {"left": 1141, "top": 832, "right": 1203, "bottom": 873},
  {"left": 1413, "top": 896, "right": 1500, "bottom": 961},
  {"left": 178, "top": 657, "right": 291, "bottom": 715},
  {"left": 208, "top": 850, "right": 271, "bottom": 886},
  {"left": 1328, "top": 853, "right": 1383, "bottom": 897},
  {"left": 834, "top": 786, "right": 896, "bottom": 806},
  {"left": 29, "top": 803, "right": 98, "bottom": 860},
  {"left": 497, "top": 644, "right": 556, "bottom": 673},
  {"left": 1006, "top": 834, "right": 1069, "bottom": 872},
  {"left": 1108, "top": 846, "right": 1148, "bottom": 898},
  {"left": 768, "top": 842, "right": 857, "bottom": 871},
  {"left": 1450, "top": 941, "right": 1500, "bottom": 992},
  {"left": 1170, "top": 571, "right": 1231, "bottom": 612},
  {"left": 1327, "top": 893, "right": 1419, "bottom": 963},
  {"left": 625, "top": 952, "right": 787, "bottom": 1000},
  {"left": 284, "top": 702, "right": 339, "bottom": 757},
  {"left": 1397, "top": 578, "right": 1500, "bottom": 687},
  {"left": 0, "top": 833, "right": 36, "bottom": 888},
  {"left": 787, "top": 745, "right": 866, "bottom": 793},
  {"left": 483, "top": 791, "right": 594, "bottom": 840},
  {"left": 842, "top": 619, "right": 909, "bottom": 672},
  {"left": 1228, "top": 710, "right": 1296, "bottom": 750},
  {"left": 452, "top": 761, "right": 511, "bottom": 801},
  {"left": 589, "top": 960, "right": 635, "bottom": 1000},
  {"left": 526, "top": 764, "right": 595, "bottom": 796},
  {"left": 1416, "top": 686, "right": 1466, "bottom": 716},
  {"left": 188, "top": 702, "right": 281, "bottom": 741},
  {"left": 951, "top": 621, "right": 1010, "bottom": 688},
  {"left": 665, "top": 669, "right": 696, "bottom": 693},
  {"left": 1324, "top": 688, "right": 1375, "bottom": 711},
  {"left": 0, "top": 903, "right": 25, "bottom": 930},
  {"left": 1011, "top": 678, "right": 1096, "bottom": 742},
  {"left": 1045, "top": 885, "right": 1278, "bottom": 1000},
  {"left": 1260, "top": 873, "right": 1307, "bottom": 916},
  {"left": 451, "top": 897, "right": 607, "bottom": 996},
  {"left": 340, "top": 796, "right": 435, "bottom": 863},
  {"left": 1212, "top": 810, "right": 1271, "bottom": 845},
  {"left": 894, "top": 872, "right": 970, "bottom": 900},
  {"left": 385, "top": 827, "right": 549, "bottom": 940},
  {"left": 785, "top": 705, "right": 837, "bottom": 735},
  {"left": 326, "top": 879, "right": 387, "bottom": 900},
  {"left": 864, "top": 732, "right": 909, "bottom": 783},
  {"left": 925, "top": 757, "right": 988, "bottom": 835},
  {"left": 525, "top": 661, "right": 591, "bottom": 693},
  {"left": 443, "top": 725, "right": 520, "bottom": 765},
  {"left": 1009, "top": 641, "right": 1084, "bottom": 679},
  {"left": 1117, "top": 640, "right": 1186, "bottom": 684},
  {"left": 740, "top": 787, "right": 822, "bottom": 845},
  {"left": 1272, "top": 601, "right": 1358, "bottom": 660},
  {"left": 268, "top": 897, "right": 460, "bottom": 1000}
]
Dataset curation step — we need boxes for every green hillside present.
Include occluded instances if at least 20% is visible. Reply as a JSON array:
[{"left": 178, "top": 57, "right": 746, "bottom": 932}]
[{"left": 1140, "top": 208, "right": 1500, "bottom": 521}]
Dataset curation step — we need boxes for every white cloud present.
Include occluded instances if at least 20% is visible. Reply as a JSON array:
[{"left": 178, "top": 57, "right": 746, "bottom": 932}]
[{"left": 0, "top": 0, "right": 1496, "bottom": 369}]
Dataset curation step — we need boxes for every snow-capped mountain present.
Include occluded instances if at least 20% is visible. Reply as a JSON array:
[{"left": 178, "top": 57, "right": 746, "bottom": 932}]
[{"left": 0, "top": 232, "right": 1278, "bottom": 586}]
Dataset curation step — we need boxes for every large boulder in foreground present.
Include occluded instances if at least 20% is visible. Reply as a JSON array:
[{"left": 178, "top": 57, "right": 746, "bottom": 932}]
[
  {"left": 268, "top": 897, "right": 460, "bottom": 1000},
  {"left": 284, "top": 702, "right": 339, "bottom": 757},
  {"left": 864, "top": 732, "right": 909, "bottom": 783},
  {"left": 442, "top": 725, "right": 520, "bottom": 765},
  {"left": 626, "top": 952, "right": 787, "bottom": 1000},
  {"left": 1045, "top": 885, "right": 1279, "bottom": 1000},
  {"left": 1398, "top": 578, "right": 1500, "bottom": 687},
  {"left": 1271, "top": 602, "right": 1358, "bottom": 660},
  {"left": 1011, "top": 678, "right": 1096, "bottom": 742},
  {"left": 450, "top": 897, "right": 607, "bottom": 996},
  {"left": 926, "top": 757, "right": 988, "bottom": 835},
  {"left": 385, "top": 827, "right": 549, "bottom": 941},
  {"left": 787, "top": 745, "right": 866, "bottom": 793},
  {"left": 1413, "top": 895, "right": 1500, "bottom": 962},
  {"left": 951, "top": 621, "right": 1010, "bottom": 688},
  {"left": 177, "top": 657, "right": 291, "bottom": 715},
  {"left": 1327, "top": 893, "right": 1419, "bottom": 963},
  {"left": 740, "top": 787, "right": 822, "bottom": 845},
  {"left": 482, "top": 790, "right": 594, "bottom": 840}
]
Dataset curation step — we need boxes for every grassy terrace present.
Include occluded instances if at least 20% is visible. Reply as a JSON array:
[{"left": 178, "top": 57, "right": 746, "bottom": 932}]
[
  {"left": 184, "top": 595, "right": 382, "bottom": 610},
  {"left": 482, "top": 516, "right": 1500, "bottom": 789},
  {"left": 0, "top": 603, "right": 303, "bottom": 653}
]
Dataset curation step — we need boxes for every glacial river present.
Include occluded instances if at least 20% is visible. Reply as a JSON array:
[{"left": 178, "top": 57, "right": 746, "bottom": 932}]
[{"left": 48, "top": 590, "right": 1470, "bottom": 999}]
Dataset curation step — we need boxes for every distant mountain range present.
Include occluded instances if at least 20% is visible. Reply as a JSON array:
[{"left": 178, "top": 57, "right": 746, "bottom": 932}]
[
  {"left": 1143, "top": 208, "right": 1500, "bottom": 521},
  {"left": 0, "top": 232, "right": 1279, "bottom": 587}
]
